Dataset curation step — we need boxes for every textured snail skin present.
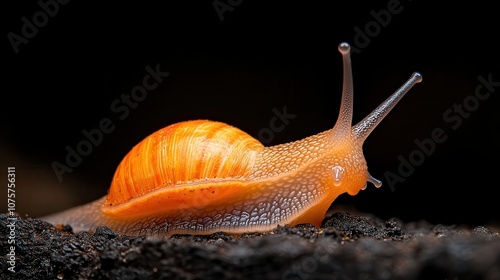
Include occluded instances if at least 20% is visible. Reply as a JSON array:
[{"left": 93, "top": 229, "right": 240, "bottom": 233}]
[{"left": 40, "top": 43, "right": 422, "bottom": 236}]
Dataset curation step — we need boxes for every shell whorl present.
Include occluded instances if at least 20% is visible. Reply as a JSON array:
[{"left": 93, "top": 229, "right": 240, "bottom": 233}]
[{"left": 105, "top": 120, "right": 265, "bottom": 208}]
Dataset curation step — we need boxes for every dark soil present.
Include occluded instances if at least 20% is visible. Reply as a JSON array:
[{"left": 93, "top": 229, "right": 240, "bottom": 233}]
[{"left": 1, "top": 212, "right": 499, "bottom": 280}]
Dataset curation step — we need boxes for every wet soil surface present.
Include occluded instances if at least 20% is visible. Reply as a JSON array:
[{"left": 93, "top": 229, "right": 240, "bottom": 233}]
[{"left": 1, "top": 212, "right": 499, "bottom": 280}]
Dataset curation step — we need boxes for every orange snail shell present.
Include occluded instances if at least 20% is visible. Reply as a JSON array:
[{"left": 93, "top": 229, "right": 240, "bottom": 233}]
[{"left": 102, "top": 120, "right": 265, "bottom": 218}]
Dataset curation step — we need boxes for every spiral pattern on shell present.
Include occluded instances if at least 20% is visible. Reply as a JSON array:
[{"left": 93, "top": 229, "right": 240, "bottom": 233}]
[{"left": 105, "top": 120, "right": 265, "bottom": 209}]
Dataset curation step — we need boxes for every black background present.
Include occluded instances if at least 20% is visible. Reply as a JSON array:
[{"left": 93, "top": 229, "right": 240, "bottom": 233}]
[{"left": 2, "top": 1, "right": 499, "bottom": 228}]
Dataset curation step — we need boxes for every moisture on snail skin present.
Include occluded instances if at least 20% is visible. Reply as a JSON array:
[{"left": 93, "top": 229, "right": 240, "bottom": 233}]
[{"left": 40, "top": 42, "right": 422, "bottom": 236}]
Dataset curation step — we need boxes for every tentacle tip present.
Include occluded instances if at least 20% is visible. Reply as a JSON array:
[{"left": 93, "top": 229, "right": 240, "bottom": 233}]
[
  {"left": 367, "top": 174, "right": 382, "bottom": 188},
  {"left": 412, "top": 72, "right": 423, "bottom": 83},
  {"left": 338, "top": 42, "right": 350, "bottom": 54}
]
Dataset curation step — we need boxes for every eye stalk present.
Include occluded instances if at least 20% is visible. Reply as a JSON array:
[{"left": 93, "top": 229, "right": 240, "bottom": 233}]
[
  {"left": 353, "top": 71, "right": 423, "bottom": 142},
  {"left": 331, "top": 42, "right": 422, "bottom": 194}
]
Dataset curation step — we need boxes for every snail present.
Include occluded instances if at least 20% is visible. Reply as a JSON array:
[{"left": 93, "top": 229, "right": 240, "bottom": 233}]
[{"left": 41, "top": 42, "right": 422, "bottom": 237}]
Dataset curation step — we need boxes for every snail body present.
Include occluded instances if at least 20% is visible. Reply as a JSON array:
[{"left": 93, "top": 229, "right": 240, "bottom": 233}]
[{"left": 41, "top": 43, "right": 422, "bottom": 236}]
